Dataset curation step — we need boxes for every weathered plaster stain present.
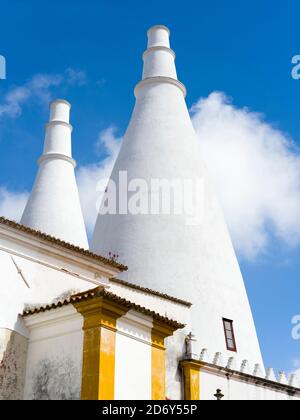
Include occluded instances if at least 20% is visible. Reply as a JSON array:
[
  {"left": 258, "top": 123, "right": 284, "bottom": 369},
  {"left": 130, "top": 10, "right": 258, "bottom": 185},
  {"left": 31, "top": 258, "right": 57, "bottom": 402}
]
[
  {"left": 0, "top": 329, "right": 28, "bottom": 400},
  {"left": 165, "top": 330, "right": 186, "bottom": 400},
  {"left": 31, "top": 357, "right": 80, "bottom": 400}
]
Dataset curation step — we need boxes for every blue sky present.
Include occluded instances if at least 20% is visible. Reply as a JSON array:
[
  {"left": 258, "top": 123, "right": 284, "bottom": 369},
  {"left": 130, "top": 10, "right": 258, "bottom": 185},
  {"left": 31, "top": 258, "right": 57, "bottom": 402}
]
[{"left": 1, "top": 0, "right": 300, "bottom": 376}]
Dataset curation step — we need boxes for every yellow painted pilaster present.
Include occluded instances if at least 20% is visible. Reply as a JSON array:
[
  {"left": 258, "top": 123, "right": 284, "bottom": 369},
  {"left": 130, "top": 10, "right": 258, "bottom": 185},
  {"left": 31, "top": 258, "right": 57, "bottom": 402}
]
[
  {"left": 74, "top": 295, "right": 127, "bottom": 400},
  {"left": 151, "top": 333, "right": 165, "bottom": 400},
  {"left": 151, "top": 321, "right": 177, "bottom": 400},
  {"left": 180, "top": 360, "right": 200, "bottom": 400}
]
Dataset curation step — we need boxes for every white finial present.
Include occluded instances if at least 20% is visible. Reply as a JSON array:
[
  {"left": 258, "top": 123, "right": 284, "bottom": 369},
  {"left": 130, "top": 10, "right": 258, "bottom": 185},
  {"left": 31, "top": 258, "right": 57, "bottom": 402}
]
[
  {"left": 289, "top": 373, "right": 299, "bottom": 388},
  {"left": 213, "top": 352, "right": 224, "bottom": 367},
  {"left": 265, "top": 367, "right": 277, "bottom": 382},
  {"left": 253, "top": 363, "right": 264, "bottom": 378},
  {"left": 226, "top": 357, "right": 236, "bottom": 370},
  {"left": 278, "top": 371, "right": 288, "bottom": 385},
  {"left": 240, "top": 360, "right": 250, "bottom": 374},
  {"left": 199, "top": 348, "right": 210, "bottom": 363}
]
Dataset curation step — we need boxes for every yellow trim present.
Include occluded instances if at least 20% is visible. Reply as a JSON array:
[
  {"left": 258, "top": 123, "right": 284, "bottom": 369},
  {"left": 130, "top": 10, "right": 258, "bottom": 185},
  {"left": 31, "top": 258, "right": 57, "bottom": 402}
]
[
  {"left": 98, "top": 327, "right": 116, "bottom": 399},
  {"left": 180, "top": 361, "right": 200, "bottom": 400},
  {"left": 151, "top": 332, "right": 165, "bottom": 400},
  {"left": 151, "top": 321, "right": 177, "bottom": 400},
  {"left": 74, "top": 295, "right": 127, "bottom": 400},
  {"left": 74, "top": 290, "right": 183, "bottom": 401}
]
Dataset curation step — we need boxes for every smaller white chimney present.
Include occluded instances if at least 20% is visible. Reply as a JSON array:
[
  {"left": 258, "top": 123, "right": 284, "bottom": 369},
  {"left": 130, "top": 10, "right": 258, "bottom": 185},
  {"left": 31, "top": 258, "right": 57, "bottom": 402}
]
[
  {"left": 142, "top": 25, "right": 177, "bottom": 80},
  {"left": 21, "top": 99, "right": 89, "bottom": 249}
]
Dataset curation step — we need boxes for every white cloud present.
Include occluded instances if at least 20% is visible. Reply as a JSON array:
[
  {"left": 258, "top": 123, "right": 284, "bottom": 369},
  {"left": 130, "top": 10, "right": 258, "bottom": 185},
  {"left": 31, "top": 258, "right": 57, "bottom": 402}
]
[
  {"left": 0, "top": 74, "right": 62, "bottom": 118},
  {"left": 28, "top": 73, "right": 63, "bottom": 104},
  {"left": 191, "top": 92, "right": 300, "bottom": 260},
  {"left": 0, "top": 69, "right": 87, "bottom": 119},
  {"left": 77, "top": 127, "right": 122, "bottom": 236},
  {"left": 0, "top": 187, "right": 28, "bottom": 221},
  {"left": 66, "top": 68, "right": 88, "bottom": 86}
]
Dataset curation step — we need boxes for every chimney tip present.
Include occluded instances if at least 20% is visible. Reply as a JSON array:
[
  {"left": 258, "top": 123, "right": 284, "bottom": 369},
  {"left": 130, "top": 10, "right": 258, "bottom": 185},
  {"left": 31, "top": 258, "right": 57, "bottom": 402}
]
[
  {"left": 50, "top": 98, "right": 71, "bottom": 109},
  {"left": 147, "top": 25, "right": 170, "bottom": 36},
  {"left": 147, "top": 25, "right": 171, "bottom": 49},
  {"left": 50, "top": 99, "right": 71, "bottom": 123}
]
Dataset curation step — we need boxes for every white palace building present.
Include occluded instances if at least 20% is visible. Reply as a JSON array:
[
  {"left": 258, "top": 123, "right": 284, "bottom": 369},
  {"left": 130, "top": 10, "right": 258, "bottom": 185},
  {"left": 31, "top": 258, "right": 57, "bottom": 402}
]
[{"left": 0, "top": 25, "right": 299, "bottom": 401}]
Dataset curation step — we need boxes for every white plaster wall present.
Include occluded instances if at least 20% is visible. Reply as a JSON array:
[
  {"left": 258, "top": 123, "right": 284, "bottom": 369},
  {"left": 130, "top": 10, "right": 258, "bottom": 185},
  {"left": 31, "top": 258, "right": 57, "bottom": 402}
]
[
  {"left": 0, "top": 248, "right": 97, "bottom": 336},
  {"left": 0, "top": 226, "right": 113, "bottom": 338},
  {"left": 0, "top": 329, "right": 28, "bottom": 400},
  {"left": 23, "top": 306, "right": 83, "bottom": 400},
  {"left": 0, "top": 223, "right": 115, "bottom": 400},
  {"left": 109, "top": 281, "right": 191, "bottom": 326},
  {"left": 115, "top": 310, "right": 152, "bottom": 400},
  {"left": 110, "top": 281, "right": 189, "bottom": 400},
  {"left": 200, "top": 370, "right": 300, "bottom": 401}
]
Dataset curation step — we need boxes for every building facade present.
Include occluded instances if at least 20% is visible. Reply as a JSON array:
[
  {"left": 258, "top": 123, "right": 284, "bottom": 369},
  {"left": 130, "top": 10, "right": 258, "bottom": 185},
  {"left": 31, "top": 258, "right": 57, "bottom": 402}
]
[{"left": 0, "top": 25, "right": 299, "bottom": 400}]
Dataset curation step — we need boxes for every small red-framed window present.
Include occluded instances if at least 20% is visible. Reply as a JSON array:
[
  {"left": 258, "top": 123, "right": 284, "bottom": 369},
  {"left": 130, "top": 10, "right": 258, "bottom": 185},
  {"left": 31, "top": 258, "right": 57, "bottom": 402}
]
[{"left": 222, "top": 318, "right": 237, "bottom": 352}]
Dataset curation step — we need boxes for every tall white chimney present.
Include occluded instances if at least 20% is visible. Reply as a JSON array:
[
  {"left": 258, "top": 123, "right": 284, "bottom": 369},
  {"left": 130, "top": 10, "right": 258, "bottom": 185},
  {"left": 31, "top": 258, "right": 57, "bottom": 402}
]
[
  {"left": 92, "top": 26, "right": 264, "bottom": 377},
  {"left": 21, "top": 99, "right": 89, "bottom": 249}
]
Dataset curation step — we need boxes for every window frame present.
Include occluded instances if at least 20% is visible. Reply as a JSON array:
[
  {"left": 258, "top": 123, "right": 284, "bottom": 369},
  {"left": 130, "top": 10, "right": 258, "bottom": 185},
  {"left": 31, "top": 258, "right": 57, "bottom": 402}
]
[{"left": 222, "top": 318, "right": 237, "bottom": 352}]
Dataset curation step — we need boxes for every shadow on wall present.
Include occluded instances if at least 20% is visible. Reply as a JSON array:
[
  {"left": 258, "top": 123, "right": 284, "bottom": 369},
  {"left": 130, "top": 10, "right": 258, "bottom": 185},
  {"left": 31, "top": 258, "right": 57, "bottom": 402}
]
[{"left": 165, "top": 329, "right": 187, "bottom": 400}]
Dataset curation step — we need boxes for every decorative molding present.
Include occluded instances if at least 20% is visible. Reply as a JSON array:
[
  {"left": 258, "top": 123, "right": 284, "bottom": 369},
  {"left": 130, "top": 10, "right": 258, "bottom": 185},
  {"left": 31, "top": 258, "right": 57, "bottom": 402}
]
[
  {"left": 117, "top": 310, "right": 152, "bottom": 345},
  {"left": 134, "top": 76, "right": 187, "bottom": 97},
  {"left": 143, "top": 46, "right": 176, "bottom": 60},
  {"left": 184, "top": 355, "right": 300, "bottom": 395},
  {"left": 45, "top": 120, "right": 73, "bottom": 131},
  {"left": 38, "top": 153, "right": 76, "bottom": 168}
]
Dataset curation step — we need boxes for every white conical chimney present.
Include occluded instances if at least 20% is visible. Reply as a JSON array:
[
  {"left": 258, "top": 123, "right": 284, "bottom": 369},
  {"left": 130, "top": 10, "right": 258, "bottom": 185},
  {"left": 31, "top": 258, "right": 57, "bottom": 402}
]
[
  {"left": 92, "top": 26, "right": 263, "bottom": 369},
  {"left": 21, "top": 99, "right": 89, "bottom": 249}
]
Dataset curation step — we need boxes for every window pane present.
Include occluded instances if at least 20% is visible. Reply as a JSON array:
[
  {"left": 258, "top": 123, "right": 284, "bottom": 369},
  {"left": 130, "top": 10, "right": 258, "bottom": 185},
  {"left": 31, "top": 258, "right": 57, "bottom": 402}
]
[
  {"left": 224, "top": 321, "right": 232, "bottom": 330},
  {"left": 223, "top": 318, "right": 236, "bottom": 351},
  {"left": 226, "top": 330, "right": 233, "bottom": 340},
  {"left": 227, "top": 339, "right": 234, "bottom": 348}
]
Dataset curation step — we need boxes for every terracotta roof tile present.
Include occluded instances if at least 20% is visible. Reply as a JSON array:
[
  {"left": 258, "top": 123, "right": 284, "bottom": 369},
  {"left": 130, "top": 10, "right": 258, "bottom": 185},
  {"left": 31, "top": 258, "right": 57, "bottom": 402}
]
[
  {"left": 22, "top": 286, "right": 185, "bottom": 330},
  {"left": 110, "top": 278, "right": 192, "bottom": 307},
  {"left": 0, "top": 217, "right": 127, "bottom": 271}
]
